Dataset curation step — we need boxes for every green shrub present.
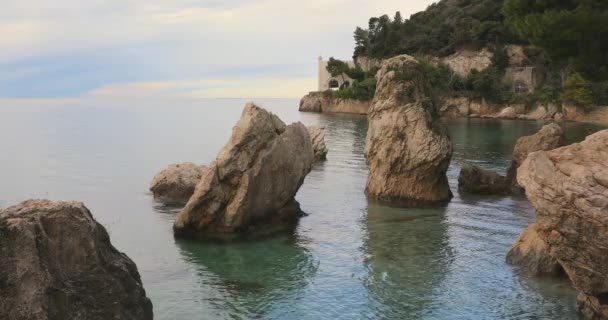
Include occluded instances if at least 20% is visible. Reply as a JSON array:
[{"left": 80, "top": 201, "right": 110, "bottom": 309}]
[{"left": 564, "top": 73, "right": 594, "bottom": 110}]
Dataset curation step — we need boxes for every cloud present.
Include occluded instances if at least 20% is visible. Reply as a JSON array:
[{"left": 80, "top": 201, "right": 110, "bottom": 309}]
[{"left": 0, "top": 0, "right": 436, "bottom": 99}]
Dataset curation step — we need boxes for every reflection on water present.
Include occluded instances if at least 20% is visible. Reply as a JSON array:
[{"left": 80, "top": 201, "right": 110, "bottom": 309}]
[
  {"left": 363, "top": 203, "right": 452, "bottom": 319},
  {"left": 175, "top": 235, "right": 318, "bottom": 319},
  {"left": 0, "top": 100, "right": 605, "bottom": 319}
]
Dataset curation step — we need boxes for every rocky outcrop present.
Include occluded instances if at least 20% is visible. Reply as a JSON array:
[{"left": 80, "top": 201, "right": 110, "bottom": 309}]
[
  {"left": 299, "top": 93, "right": 371, "bottom": 115},
  {"left": 365, "top": 55, "right": 453, "bottom": 205},
  {"left": 458, "top": 164, "right": 509, "bottom": 195},
  {"left": 507, "top": 129, "right": 608, "bottom": 319},
  {"left": 150, "top": 162, "right": 208, "bottom": 204},
  {"left": 564, "top": 104, "right": 608, "bottom": 124},
  {"left": 506, "top": 223, "right": 563, "bottom": 276},
  {"left": 0, "top": 200, "right": 153, "bottom": 320},
  {"left": 299, "top": 95, "right": 322, "bottom": 112},
  {"left": 174, "top": 103, "right": 314, "bottom": 239},
  {"left": 506, "top": 123, "right": 565, "bottom": 187},
  {"left": 307, "top": 125, "right": 328, "bottom": 161}
]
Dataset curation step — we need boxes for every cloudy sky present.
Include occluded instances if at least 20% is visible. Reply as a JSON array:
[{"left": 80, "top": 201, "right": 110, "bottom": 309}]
[{"left": 0, "top": 0, "right": 435, "bottom": 102}]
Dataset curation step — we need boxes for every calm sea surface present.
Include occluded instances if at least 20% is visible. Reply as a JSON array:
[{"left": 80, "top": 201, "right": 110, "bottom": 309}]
[{"left": 0, "top": 99, "right": 605, "bottom": 319}]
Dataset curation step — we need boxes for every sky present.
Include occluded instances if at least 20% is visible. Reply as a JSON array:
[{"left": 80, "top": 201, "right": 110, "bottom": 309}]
[{"left": 0, "top": 0, "right": 436, "bottom": 103}]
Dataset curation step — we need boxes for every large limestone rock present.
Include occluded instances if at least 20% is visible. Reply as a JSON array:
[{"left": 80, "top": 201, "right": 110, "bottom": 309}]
[
  {"left": 149, "top": 162, "right": 208, "bottom": 204},
  {"left": 506, "top": 123, "right": 565, "bottom": 187},
  {"left": 174, "top": 103, "right": 314, "bottom": 238},
  {"left": 307, "top": 125, "right": 328, "bottom": 161},
  {"left": 0, "top": 200, "right": 153, "bottom": 320},
  {"left": 458, "top": 163, "right": 509, "bottom": 195},
  {"left": 508, "top": 129, "right": 608, "bottom": 319},
  {"left": 365, "top": 55, "right": 453, "bottom": 205}
]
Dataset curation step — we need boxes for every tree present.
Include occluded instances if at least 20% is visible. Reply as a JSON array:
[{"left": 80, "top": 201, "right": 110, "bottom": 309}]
[
  {"left": 394, "top": 11, "right": 403, "bottom": 25},
  {"left": 503, "top": 0, "right": 608, "bottom": 81},
  {"left": 326, "top": 57, "right": 349, "bottom": 83},
  {"left": 563, "top": 73, "right": 594, "bottom": 109}
]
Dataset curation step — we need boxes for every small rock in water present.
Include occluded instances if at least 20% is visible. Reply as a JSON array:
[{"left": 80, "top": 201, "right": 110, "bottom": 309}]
[
  {"left": 150, "top": 162, "right": 208, "bottom": 204},
  {"left": 458, "top": 163, "right": 509, "bottom": 195}
]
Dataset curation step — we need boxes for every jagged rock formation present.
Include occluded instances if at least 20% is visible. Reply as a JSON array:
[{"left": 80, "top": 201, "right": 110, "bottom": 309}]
[
  {"left": 506, "top": 223, "right": 563, "bottom": 276},
  {"left": 174, "top": 103, "right": 314, "bottom": 239},
  {"left": 458, "top": 163, "right": 509, "bottom": 195},
  {"left": 364, "top": 55, "right": 453, "bottom": 205},
  {"left": 0, "top": 200, "right": 153, "bottom": 320},
  {"left": 307, "top": 125, "right": 328, "bottom": 161},
  {"left": 506, "top": 123, "right": 565, "bottom": 187},
  {"left": 149, "top": 162, "right": 208, "bottom": 204},
  {"left": 507, "top": 129, "right": 608, "bottom": 319}
]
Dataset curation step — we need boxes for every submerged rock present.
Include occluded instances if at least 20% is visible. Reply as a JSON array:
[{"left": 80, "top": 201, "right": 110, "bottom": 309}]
[
  {"left": 508, "top": 129, "right": 608, "bottom": 319},
  {"left": 0, "top": 200, "right": 153, "bottom": 320},
  {"left": 458, "top": 164, "right": 509, "bottom": 195},
  {"left": 307, "top": 125, "right": 328, "bottom": 161},
  {"left": 506, "top": 123, "right": 565, "bottom": 188},
  {"left": 174, "top": 103, "right": 314, "bottom": 239},
  {"left": 365, "top": 55, "right": 453, "bottom": 205},
  {"left": 150, "top": 162, "right": 208, "bottom": 204}
]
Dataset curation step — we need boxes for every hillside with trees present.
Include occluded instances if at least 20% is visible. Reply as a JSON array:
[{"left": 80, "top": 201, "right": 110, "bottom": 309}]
[{"left": 329, "top": 0, "right": 608, "bottom": 110}]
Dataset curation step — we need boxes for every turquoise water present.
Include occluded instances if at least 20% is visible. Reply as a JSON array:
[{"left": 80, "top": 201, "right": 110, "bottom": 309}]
[{"left": 0, "top": 99, "right": 604, "bottom": 319}]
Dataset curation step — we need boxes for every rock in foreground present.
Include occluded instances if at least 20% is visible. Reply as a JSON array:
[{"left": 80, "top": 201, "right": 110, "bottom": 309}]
[
  {"left": 365, "top": 55, "right": 453, "bottom": 205},
  {"left": 307, "top": 125, "right": 328, "bottom": 161},
  {"left": 508, "top": 129, "right": 608, "bottom": 319},
  {"left": 0, "top": 200, "right": 153, "bottom": 320},
  {"left": 506, "top": 123, "right": 565, "bottom": 187},
  {"left": 458, "top": 164, "right": 509, "bottom": 195},
  {"left": 150, "top": 162, "right": 208, "bottom": 204},
  {"left": 174, "top": 103, "right": 314, "bottom": 239}
]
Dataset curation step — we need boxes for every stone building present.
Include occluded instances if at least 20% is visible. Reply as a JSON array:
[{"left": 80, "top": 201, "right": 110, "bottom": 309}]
[
  {"left": 317, "top": 56, "right": 380, "bottom": 92},
  {"left": 317, "top": 56, "right": 356, "bottom": 92}
]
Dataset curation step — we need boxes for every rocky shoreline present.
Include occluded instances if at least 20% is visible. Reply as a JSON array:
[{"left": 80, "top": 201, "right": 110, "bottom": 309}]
[{"left": 300, "top": 92, "right": 608, "bottom": 124}]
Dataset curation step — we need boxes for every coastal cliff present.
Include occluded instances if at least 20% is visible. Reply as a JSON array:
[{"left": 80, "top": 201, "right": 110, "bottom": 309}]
[{"left": 299, "top": 92, "right": 370, "bottom": 115}]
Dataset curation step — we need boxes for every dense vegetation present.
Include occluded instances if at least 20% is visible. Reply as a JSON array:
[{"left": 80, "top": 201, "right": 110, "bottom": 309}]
[
  {"left": 328, "top": 0, "right": 608, "bottom": 109},
  {"left": 325, "top": 58, "right": 378, "bottom": 101},
  {"left": 353, "top": 0, "right": 522, "bottom": 59}
]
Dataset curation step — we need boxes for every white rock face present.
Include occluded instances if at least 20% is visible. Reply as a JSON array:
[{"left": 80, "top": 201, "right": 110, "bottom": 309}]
[
  {"left": 174, "top": 103, "right": 314, "bottom": 238},
  {"left": 441, "top": 48, "right": 493, "bottom": 77},
  {"left": 365, "top": 55, "right": 453, "bottom": 205}
]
